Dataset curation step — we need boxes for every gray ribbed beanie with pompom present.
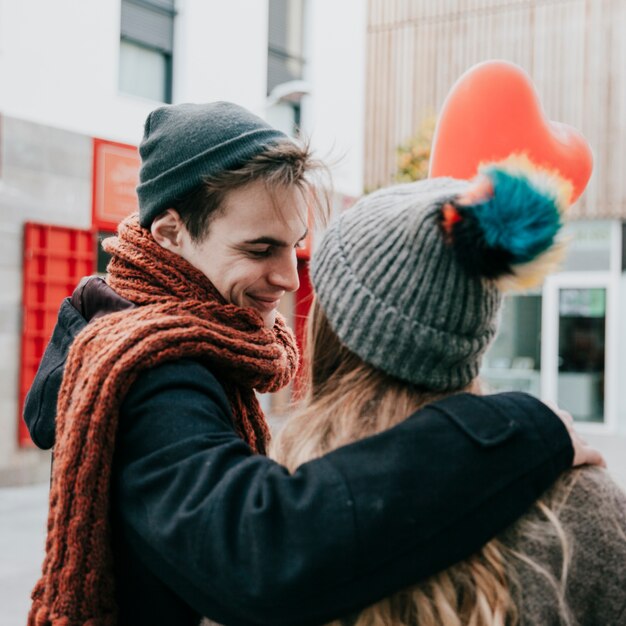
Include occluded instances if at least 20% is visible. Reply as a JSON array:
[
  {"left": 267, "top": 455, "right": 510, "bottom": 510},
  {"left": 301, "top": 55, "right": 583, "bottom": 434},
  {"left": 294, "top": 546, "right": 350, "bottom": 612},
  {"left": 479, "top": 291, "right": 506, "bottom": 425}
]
[
  {"left": 136, "top": 101, "right": 289, "bottom": 227},
  {"left": 310, "top": 178, "right": 503, "bottom": 391}
]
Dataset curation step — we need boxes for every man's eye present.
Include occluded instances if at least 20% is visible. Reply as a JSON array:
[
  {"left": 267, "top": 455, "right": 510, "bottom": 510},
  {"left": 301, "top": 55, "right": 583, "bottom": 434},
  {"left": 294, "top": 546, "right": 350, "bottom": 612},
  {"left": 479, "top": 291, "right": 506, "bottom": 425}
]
[{"left": 248, "top": 248, "right": 272, "bottom": 258}]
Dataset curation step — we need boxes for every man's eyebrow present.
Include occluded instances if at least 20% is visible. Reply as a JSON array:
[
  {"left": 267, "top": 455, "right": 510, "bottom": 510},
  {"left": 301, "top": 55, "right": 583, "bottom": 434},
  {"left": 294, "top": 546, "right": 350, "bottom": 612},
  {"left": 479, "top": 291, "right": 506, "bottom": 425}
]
[{"left": 242, "top": 230, "right": 308, "bottom": 247}]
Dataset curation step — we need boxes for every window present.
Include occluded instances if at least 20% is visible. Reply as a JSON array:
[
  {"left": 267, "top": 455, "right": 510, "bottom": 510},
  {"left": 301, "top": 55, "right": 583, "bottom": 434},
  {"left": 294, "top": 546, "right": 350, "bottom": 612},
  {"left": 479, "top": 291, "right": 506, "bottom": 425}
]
[
  {"left": 119, "top": 0, "right": 175, "bottom": 103},
  {"left": 557, "top": 288, "right": 606, "bottom": 422},
  {"left": 268, "top": 0, "right": 305, "bottom": 94},
  {"left": 482, "top": 294, "right": 543, "bottom": 397},
  {"left": 267, "top": 0, "right": 306, "bottom": 135}
]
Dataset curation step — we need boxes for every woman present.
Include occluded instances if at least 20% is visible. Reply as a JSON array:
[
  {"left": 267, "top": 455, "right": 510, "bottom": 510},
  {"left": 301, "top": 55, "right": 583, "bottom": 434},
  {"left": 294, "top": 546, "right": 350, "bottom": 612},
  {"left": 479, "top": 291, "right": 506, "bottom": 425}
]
[{"left": 272, "top": 157, "right": 626, "bottom": 625}]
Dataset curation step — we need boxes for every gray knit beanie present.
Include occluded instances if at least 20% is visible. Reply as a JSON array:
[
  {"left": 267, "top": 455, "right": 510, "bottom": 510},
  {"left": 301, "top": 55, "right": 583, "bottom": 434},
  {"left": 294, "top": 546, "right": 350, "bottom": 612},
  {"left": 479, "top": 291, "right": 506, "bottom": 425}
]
[
  {"left": 311, "top": 162, "right": 570, "bottom": 391},
  {"left": 137, "top": 102, "right": 289, "bottom": 227}
]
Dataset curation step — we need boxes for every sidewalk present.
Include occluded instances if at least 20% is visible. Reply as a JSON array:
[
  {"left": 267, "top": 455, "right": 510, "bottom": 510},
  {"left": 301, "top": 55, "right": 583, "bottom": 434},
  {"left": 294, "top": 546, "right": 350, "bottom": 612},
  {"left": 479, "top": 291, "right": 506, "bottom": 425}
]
[{"left": 0, "top": 482, "right": 47, "bottom": 626}]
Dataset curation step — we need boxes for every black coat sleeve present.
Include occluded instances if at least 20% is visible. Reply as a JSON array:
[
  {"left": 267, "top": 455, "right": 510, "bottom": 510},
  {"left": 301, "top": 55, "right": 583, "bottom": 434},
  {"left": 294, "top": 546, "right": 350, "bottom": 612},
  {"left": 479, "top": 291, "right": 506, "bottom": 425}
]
[{"left": 114, "top": 359, "right": 573, "bottom": 626}]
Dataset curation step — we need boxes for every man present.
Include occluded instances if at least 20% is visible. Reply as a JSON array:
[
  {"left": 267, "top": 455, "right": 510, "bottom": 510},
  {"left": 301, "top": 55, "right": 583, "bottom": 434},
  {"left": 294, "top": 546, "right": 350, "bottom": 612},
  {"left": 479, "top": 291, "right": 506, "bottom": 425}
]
[{"left": 24, "top": 102, "right": 599, "bottom": 626}]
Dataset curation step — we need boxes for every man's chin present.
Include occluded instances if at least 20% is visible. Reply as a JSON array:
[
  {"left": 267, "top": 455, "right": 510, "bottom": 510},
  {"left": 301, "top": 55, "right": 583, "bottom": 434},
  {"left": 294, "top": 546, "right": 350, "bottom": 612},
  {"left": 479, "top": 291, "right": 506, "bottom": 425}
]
[
  {"left": 261, "top": 310, "right": 278, "bottom": 328},
  {"left": 243, "top": 296, "right": 279, "bottom": 327}
]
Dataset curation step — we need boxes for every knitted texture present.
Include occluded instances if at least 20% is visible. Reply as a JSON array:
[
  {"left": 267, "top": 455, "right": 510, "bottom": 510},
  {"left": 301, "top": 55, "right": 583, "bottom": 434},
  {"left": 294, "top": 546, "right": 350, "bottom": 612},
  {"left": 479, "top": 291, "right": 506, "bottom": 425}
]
[
  {"left": 137, "top": 101, "right": 289, "bottom": 227},
  {"left": 28, "top": 214, "right": 298, "bottom": 626},
  {"left": 311, "top": 177, "right": 502, "bottom": 391},
  {"left": 312, "top": 162, "right": 569, "bottom": 391}
]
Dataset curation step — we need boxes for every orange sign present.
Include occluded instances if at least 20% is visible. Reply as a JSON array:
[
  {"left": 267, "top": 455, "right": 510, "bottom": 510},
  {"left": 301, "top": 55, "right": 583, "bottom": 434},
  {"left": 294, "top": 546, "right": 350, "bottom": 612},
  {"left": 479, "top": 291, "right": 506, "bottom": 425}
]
[{"left": 92, "top": 138, "right": 140, "bottom": 231}]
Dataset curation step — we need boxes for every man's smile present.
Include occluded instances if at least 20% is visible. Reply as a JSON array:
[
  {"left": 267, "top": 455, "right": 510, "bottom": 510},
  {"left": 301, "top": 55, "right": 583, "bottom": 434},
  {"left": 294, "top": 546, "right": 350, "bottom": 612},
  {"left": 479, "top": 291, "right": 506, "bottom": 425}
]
[{"left": 245, "top": 293, "right": 283, "bottom": 312}]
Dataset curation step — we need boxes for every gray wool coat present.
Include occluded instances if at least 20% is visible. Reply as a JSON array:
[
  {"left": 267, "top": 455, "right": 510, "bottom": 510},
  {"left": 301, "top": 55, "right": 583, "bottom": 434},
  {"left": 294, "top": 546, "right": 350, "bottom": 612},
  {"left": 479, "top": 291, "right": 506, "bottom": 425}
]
[{"left": 504, "top": 467, "right": 626, "bottom": 625}]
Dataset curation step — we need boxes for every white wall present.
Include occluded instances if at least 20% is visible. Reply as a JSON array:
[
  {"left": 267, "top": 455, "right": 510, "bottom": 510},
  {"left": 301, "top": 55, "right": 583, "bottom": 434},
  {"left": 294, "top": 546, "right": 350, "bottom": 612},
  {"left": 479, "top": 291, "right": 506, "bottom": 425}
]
[
  {"left": 174, "top": 0, "right": 269, "bottom": 115},
  {"left": 0, "top": 0, "right": 366, "bottom": 190},
  {"left": 302, "top": 0, "right": 367, "bottom": 198},
  {"left": 0, "top": 0, "right": 142, "bottom": 143},
  {"left": 0, "top": 0, "right": 271, "bottom": 145}
]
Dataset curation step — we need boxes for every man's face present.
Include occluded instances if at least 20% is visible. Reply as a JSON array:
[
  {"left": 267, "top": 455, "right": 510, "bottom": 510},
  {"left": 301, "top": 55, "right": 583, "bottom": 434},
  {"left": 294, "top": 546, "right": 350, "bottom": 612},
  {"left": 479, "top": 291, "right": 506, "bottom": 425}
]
[{"left": 180, "top": 180, "right": 308, "bottom": 328}]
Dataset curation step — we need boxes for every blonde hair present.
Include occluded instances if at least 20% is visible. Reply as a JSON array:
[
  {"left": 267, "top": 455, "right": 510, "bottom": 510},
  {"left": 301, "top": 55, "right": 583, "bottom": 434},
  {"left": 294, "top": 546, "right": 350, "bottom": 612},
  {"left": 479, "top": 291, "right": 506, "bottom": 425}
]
[{"left": 271, "top": 300, "right": 572, "bottom": 626}]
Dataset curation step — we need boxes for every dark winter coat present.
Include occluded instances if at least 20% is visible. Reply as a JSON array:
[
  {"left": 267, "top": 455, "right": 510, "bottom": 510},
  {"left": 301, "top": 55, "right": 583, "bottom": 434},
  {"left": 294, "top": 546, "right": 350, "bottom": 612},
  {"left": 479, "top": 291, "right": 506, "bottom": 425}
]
[{"left": 23, "top": 280, "right": 573, "bottom": 626}]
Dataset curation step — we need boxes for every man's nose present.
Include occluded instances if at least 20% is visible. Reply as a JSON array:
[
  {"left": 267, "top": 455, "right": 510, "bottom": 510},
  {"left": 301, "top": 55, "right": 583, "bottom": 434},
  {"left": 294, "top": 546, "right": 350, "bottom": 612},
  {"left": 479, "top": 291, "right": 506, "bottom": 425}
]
[{"left": 269, "top": 253, "right": 300, "bottom": 292}]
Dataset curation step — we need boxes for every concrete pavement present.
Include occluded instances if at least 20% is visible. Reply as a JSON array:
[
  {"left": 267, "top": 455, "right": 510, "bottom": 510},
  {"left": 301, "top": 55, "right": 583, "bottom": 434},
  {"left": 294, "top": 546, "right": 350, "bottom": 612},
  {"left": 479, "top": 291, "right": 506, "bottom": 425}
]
[{"left": 0, "top": 483, "right": 47, "bottom": 626}]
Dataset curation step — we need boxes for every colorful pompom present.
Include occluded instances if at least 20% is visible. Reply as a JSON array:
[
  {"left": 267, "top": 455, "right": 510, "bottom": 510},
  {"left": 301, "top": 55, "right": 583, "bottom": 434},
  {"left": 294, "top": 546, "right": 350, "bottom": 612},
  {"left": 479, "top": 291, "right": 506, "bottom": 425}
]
[{"left": 441, "top": 154, "right": 572, "bottom": 290}]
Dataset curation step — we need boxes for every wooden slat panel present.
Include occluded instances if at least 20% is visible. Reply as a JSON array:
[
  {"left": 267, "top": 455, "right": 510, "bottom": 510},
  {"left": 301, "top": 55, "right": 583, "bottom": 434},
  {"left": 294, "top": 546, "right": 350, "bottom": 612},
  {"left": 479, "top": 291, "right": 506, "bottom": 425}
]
[{"left": 365, "top": 0, "right": 626, "bottom": 219}]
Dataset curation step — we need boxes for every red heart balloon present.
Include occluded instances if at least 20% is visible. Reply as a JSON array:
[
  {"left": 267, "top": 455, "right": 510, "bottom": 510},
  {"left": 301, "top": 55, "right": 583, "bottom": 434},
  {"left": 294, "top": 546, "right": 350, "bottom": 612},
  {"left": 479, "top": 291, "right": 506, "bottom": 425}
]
[{"left": 429, "top": 60, "right": 593, "bottom": 204}]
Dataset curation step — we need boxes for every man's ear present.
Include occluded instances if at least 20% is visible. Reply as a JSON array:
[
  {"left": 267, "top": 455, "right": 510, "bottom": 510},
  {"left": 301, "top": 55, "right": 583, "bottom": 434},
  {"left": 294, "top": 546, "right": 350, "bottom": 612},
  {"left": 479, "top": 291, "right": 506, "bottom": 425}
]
[{"left": 151, "top": 209, "right": 186, "bottom": 252}]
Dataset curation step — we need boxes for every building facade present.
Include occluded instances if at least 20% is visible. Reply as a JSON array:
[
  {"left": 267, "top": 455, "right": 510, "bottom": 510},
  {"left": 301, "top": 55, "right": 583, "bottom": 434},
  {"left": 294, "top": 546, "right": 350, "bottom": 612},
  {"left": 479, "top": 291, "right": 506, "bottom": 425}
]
[
  {"left": 5, "top": 0, "right": 620, "bottom": 486},
  {"left": 0, "top": 0, "right": 367, "bottom": 483}
]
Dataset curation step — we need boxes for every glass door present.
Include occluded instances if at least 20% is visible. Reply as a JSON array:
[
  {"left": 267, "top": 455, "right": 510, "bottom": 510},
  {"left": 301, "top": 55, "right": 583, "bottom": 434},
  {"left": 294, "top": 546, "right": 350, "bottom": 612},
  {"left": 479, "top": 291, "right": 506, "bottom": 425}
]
[
  {"left": 481, "top": 293, "right": 542, "bottom": 396},
  {"left": 542, "top": 274, "right": 617, "bottom": 431},
  {"left": 557, "top": 288, "right": 606, "bottom": 422}
]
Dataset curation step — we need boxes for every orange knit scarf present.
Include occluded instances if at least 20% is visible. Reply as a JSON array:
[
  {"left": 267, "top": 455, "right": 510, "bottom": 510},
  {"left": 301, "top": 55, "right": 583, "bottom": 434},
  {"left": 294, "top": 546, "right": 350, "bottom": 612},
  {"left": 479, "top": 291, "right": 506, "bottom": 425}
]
[{"left": 29, "top": 215, "right": 299, "bottom": 626}]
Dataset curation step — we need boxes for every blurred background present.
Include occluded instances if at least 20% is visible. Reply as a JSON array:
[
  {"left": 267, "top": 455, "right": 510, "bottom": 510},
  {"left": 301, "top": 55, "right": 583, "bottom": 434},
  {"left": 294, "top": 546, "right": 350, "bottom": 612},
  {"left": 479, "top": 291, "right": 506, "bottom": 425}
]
[{"left": 0, "top": 0, "right": 625, "bottom": 623}]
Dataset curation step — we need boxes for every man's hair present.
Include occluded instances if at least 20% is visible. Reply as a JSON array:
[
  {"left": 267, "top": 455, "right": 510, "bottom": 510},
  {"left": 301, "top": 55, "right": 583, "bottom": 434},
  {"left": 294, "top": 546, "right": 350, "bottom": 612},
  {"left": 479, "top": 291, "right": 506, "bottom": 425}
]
[{"left": 173, "top": 140, "right": 332, "bottom": 242}]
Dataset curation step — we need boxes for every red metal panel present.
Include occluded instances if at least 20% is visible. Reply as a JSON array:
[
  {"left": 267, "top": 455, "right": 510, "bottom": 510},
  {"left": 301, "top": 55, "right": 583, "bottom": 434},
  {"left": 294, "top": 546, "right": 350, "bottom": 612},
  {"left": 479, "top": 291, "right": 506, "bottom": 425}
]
[
  {"left": 294, "top": 260, "right": 313, "bottom": 351},
  {"left": 295, "top": 234, "right": 312, "bottom": 260},
  {"left": 296, "top": 210, "right": 313, "bottom": 260},
  {"left": 18, "top": 223, "right": 95, "bottom": 447},
  {"left": 292, "top": 260, "right": 314, "bottom": 398}
]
